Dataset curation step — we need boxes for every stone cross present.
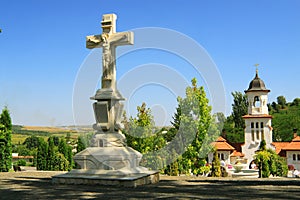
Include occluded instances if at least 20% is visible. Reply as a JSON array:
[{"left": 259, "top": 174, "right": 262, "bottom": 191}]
[{"left": 86, "top": 14, "right": 134, "bottom": 90}]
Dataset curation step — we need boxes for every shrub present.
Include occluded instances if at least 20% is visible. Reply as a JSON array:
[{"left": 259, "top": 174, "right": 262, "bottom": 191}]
[{"left": 17, "top": 159, "right": 27, "bottom": 166}]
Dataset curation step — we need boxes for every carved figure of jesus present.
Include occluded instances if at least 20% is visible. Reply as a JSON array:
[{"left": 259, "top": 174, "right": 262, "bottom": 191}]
[{"left": 86, "top": 31, "right": 133, "bottom": 90}]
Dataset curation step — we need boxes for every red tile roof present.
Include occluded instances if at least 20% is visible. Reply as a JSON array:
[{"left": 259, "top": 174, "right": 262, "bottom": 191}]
[
  {"left": 211, "top": 136, "right": 235, "bottom": 151},
  {"left": 282, "top": 137, "right": 300, "bottom": 151},
  {"left": 231, "top": 150, "right": 244, "bottom": 157},
  {"left": 272, "top": 142, "right": 289, "bottom": 154}
]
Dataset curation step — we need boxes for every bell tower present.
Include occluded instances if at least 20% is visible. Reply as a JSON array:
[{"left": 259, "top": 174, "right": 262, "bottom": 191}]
[{"left": 242, "top": 67, "right": 274, "bottom": 166}]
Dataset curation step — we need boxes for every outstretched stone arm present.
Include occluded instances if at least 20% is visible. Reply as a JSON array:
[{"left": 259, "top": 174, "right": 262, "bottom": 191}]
[
  {"left": 110, "top": 32, "right": 134, "bottom": 46},
  {"left": 86, "top": 35, "right": 103, "bottom": 49}
]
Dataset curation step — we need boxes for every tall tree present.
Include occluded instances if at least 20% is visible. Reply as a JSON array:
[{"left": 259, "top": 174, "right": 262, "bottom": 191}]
[
  {"left": 37, "top": 138, "right": 48, "bottom": 170},
  {"left": 172, "top": 78, "right": 219, "bottom": 175},
  {"left": 58, "top": 138, "right": 68, "bottom": 158},
  {"left": 76, "top": 136, "right": 86, "bottom": 153},
  {"left": 23, "top": 135, "right": 40, "bottom": 150},
  {"left": 231, "top": 91, "right": 248, "bottom": 129},
  {"left": 0, "top": 107, "right": 12, "bottom": 172},
  {"left": 124, "top": 103, "right": 165, "bottom": 169},
  {"left": 47, "top": 137, "right": 55, "bottom": 170},
  {"left": 223, "top": 92, "right": 248, "bottom": 143}
]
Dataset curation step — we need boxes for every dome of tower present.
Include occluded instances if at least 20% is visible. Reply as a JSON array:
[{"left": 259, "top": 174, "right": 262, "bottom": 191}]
[{"left": 245, "top": 70, "right": 270, "bottom": 92}]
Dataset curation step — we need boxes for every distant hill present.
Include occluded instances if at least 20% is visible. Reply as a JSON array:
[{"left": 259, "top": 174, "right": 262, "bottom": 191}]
[
  {"left": 12, "top": 125, "right": 93, "bottom": 136},
  {"left": 269, "top": 98, "right": 300, "bottom": 142},
  {"left": 11, "top": 125, "right": 94, "bottom": 145}
]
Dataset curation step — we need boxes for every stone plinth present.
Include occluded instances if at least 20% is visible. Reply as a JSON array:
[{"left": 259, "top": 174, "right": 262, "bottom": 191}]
[{"left": 52, "top": 168, "right": 159, "bottom": 187}]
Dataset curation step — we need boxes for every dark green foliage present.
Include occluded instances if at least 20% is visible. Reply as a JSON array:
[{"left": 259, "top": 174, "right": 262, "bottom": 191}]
[
  {"left": 58, "top": 138, "right": 68, "bottom": 157},
  {"left": 16, "top": 159, "right": 27, "bottom": 166},
  {"left": 0, "top": 107, "right": 12, "bottom": 172},
  {"left": 52, "top": 152, "right": 69, "bottom": 171},
  {"left": 171, "top": 104, "right": 181, "bottom": 130},
  {"left": 291, "top": 98, "right": 300, "bottom": 106},
  {"left": 66, "top": 145, "right": 74, "bottom": 170},
  {"left": 76, "top": 136, "right": 86, "bottom": 153},
  {"left": 51, "top": 136, "right": 60, "bottom": 146},
  {"left": 37, "top": 138, "right": 48, "bottom": 170},
  {"left": 277, "top": 96, "right": 287, "bottom": 109},
  {"left": 270, "top": 97, "right": 300, "bottom": 141},
  {"left": 231, "top": 92, "right": 248, "bottom": 129},
  {"left": 259, "top": 140, "right": 267, "bottom": 151},
  {"left": 211, "top": 151, "right": 221, "bottom": 177},
  {"left": 23, "top": 135, "right": 40, "bottom": 150},
  {"left": 47, "top": 137, "right": 55, "bottom": 170},
  {"left": 37, "top": 137, "right": 72, "bottom": 171},
  {"left": 222, "top": 92, "right": 247, "bottom": 143}
]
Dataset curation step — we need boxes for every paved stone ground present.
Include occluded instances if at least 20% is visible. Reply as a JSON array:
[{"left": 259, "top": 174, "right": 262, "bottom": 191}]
[{"left": 0, "top": 171, "right": 300, "bottom": 199}]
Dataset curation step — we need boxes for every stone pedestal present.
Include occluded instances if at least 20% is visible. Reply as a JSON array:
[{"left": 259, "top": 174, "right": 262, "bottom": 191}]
[{"left": 52, "top": 146, "right": 159, "bottom": 187}]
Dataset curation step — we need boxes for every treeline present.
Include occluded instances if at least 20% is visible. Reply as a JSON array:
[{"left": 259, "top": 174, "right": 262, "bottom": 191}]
[
  {"left": 269, "top": 96, "right": 300, "bottom": 141},
  {"left": 14, "top": 134, "right": 91, "bottom": 171},
  {"left": 22, "top": 135, "right": 74, "bottom": 171}
]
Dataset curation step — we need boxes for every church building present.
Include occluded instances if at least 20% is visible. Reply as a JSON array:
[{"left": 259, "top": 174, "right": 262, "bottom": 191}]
[{"left": 211, "top": 69, "right": 300, "bottom": 170}]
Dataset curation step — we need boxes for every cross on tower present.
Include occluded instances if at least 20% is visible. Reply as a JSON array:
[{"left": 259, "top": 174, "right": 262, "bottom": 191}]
[{"left": 254, "top": 63, "right": 260, "bottom": 74}]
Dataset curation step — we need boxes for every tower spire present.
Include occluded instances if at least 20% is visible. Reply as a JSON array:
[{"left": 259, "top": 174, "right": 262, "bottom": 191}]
[{"left": 254, "top": 64, "right": 259, "bottom": 77}]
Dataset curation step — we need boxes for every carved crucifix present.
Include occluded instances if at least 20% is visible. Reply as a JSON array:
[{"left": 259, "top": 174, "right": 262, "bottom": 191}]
[{"left": 86, "top": 14, "right": 134, "bottom": 90}]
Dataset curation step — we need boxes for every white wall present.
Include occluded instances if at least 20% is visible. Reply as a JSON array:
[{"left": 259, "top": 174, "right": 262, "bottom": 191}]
[{"left": 286, "top": 151, "right": 300, "bottom": 171}]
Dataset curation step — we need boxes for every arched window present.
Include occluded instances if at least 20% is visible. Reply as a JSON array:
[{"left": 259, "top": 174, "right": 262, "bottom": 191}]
[
  {"left": 256, "top": 122, "right": 259, "bottom": 129},
  {"left": 254, "top": 96, "right": 260, "bottom": 107},
  {"left": 293, "top": 154, "right": 296, "bottom": 161},
  {"left": 251, "top": 122, "right": 254, "bottom": 129},
  {"left": 256, "top": 131, "right": 260, "bottom": 141},
  {"left": 261, "top": 130, "right": 264, "bottom": 140},
  {"left": 261, "top": 122, "right": 264, "bottom": 128},
  {"left": 251, "top": 130, "right": 255, "bottom": 142}
]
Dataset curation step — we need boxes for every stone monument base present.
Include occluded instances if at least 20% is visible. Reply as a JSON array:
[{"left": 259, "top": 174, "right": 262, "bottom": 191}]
[
  {"left": 52, "top": 168, "right": 159, "bottom": 187},
  {"left": 52, "top": 146, "right": 160, "bottom": 187}
]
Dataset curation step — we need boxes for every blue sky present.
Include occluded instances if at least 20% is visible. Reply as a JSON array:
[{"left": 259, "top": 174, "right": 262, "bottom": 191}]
[{"left": 1, "top": 0, "right": 300, "bottom": 126}]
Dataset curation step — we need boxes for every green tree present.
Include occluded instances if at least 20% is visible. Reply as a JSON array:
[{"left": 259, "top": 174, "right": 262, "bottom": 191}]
[
  {"left": 37, "top": 138, "right": 48, "bottom": 170},
  {"left": 124, "top": 103, "right": 166, "bottom": 169},
  {"left": 23, "top": 135, "right": 40, "bottom": 150},
  {"left": 58, "top": 138, "right": 67, "bottom": 156},
  {"left": 66, "top": 145, "right": 74, "bottom": 170},
  {"left": 277, "top": 95, "right": 287, "bottom": 109},
  {"left": 291, "top": 98, "right": 300, "bottom": 106},
  {"left": 255, "top": 140, "right": 287, "bottom": 178},
  {"left": 172, "top": 78, "right": 219, "bottom": 175},
  {"left": 47, "top": 137, "right": 56, "bottom": 170},
  {"left": 223, "top": 92, "right": 248, "bottom": 143},
  {"left": 231, "top": 91, "right": 248, "bottom": 129},
  {"left": 77, "top": 136, "right": 86, "bottom": 153},
  {"left": 211, "top": 151, "right": 221, "bottom": 177},
  {"left": 52, "top": 152, "right": 69, "bottom": 171},
  {"left": 255, "top": 150, "right": 271, "bottom": 178},
  {"left": 0, "top": 107, "right": 12, "bottom": 172}
]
